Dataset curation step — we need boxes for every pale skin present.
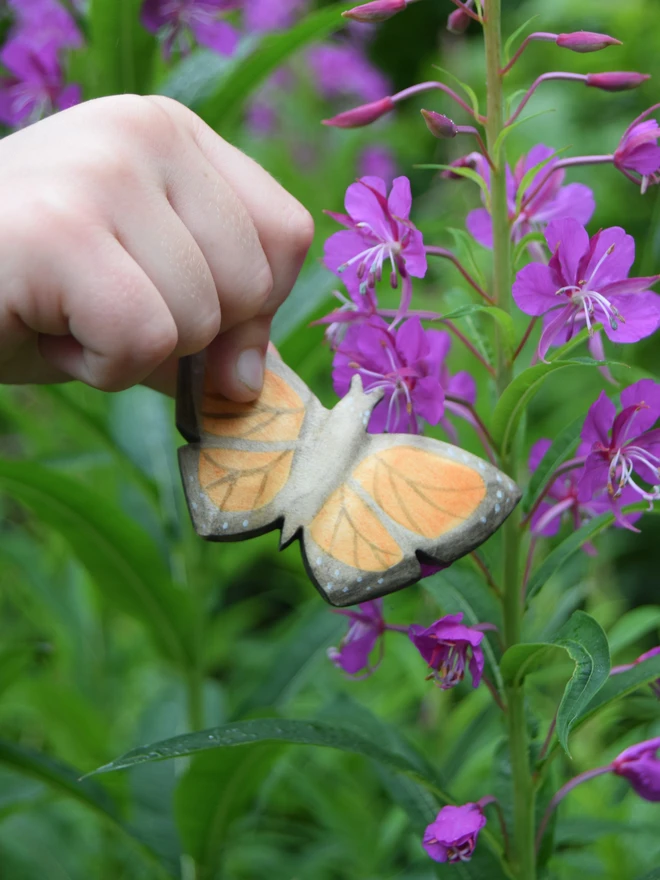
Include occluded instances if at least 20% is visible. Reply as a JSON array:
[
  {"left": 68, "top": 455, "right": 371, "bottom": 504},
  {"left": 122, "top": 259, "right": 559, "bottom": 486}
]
[{"left": 0, "top": 94, "right": 314, "bottom": 400}]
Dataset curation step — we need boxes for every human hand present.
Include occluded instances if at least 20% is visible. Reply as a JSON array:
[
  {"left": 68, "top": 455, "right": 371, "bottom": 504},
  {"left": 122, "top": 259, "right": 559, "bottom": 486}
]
[{"left": 0, "top": 95, "right": 314, "bottom": 400}]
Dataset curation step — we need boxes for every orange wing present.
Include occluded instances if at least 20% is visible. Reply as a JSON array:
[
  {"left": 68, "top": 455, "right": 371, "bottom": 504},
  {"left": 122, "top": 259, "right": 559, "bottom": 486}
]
[
  {"left": 197, "top": 368, "right": 305, "bottom": 514},
  {"left": 309, "top": 483, "right": 403, "bottom": 572},
  {"left": 201, "top": 370, "right": 305, "bottom": 443},
  {"left": 352, "top": 446, "right": 486, "bottom": 538}
]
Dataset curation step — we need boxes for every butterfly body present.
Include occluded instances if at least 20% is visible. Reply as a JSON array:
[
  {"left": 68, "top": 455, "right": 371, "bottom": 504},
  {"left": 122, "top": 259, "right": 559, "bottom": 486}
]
[{"left": 177, "top": 351, "right": 521, "bottom": 607}]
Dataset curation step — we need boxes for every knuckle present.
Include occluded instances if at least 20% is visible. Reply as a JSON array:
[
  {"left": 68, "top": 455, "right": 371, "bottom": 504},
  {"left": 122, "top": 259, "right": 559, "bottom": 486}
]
[
  {"left": 286, "top": 203, "right": 315, "bottom": 258},
  {"left": 103, "top": 94, "right": 180, "bottom": 154},
  {"left": 251, "top": 260, "right": 275, "bottom": 311},
  {"left": 181, "top": 306, "right": 221, "bottom": 355}
]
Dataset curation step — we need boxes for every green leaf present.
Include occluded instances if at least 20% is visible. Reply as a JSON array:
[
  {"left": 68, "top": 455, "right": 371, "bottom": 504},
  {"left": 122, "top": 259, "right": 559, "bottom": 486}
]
[
  {"left": 91, "top": 718, "right": 439, "bottom": 786},
  {"left": 158, "top": 43, "right": 254, "bottom": 108},
  {"left": 552, "top": 611, "right": 610, "bottom": 754},
  {"left": 525, "top": 512, "right": 613, "bottom": 600},
  {"left": 503, "top": 14, "right": 539, "bottom": 62},
  {"left": 607, "top": 606, "right": 660, "bottom": 654},
  {"left": 0, "top": 460, "right": 194, "bottom": 665},
  {"left": 426, "top": 305, "right": 516, "bottom": 358},
  {"left": 0, "top": 739, "right": 171, "bottom": 876},
  {"left": 515, "top": 147, "right": 569, "bottom": 215},
  {"left": 575, "top": 649, "right": 660, "bottom": 731},
  {"left": 86, "top": 0, "right": 158, "bottom": 97},
  {"left": 416, "top": 164, "right": 491, "bottom": 206},
  {"left": 174, "top": 745, "right": 283, "bottom": 872},
  {"left": 198, "top": 3, "right": 352, "bottom": 131},
  {"left": 492, "top": 358, "right": 604, "bottom": 455},
  {"left": 234, "top": 603, "right": 344, "bottom": 717},
  {"left": 636, "top": 869, "right": 660, "bottom": 880},
  {"left": 446, "top": 227, "right": 488, "bottom": 290},
  {"left": 431, "top": 65, "right": 481, "bottom": 118},
  {"left": 501, "top": 612, "right": 611, "bottom": 754},
  {"left": 521, "top": 414, "right": 583, "bottom": 515},
  {"left": 512, "top": 233, "right": 547, "bottom": 268},
  {"left": 492, "top": 108, "right": 556, "bottom": 157}
]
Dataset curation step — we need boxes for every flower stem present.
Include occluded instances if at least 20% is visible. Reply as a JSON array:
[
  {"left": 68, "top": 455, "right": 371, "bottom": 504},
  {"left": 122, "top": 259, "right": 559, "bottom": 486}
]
[
  {"left": 535, "top": 766, "right": 611, "bottom": 851},
  {"left": 485, "top": 5, "right": 537, "bottom": 878}
]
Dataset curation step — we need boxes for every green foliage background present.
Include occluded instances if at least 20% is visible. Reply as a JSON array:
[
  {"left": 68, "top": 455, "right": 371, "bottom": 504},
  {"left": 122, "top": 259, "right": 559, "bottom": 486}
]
[{"left": 1, "top": 0, "right": 660, "bottom": 878}]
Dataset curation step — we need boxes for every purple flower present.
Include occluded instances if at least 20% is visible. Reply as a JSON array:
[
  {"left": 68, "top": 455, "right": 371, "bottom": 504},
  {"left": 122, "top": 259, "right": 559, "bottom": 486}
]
[
  {"left": 466, "top": 144, "right": 595, "bottom": 248},
  {"left": 316, "top": 282, "right": 380, "bottom": 349},
  {"left": 423, "top": 803, "right": 487, "bottom": 863},
  {"left": 512, "top": 218, "right": 660, "bottom": 360},
  {"left": 358, "top": 145, "right": 397, "bottom": 185},
  {"left": 140, "top": 0, "right": 239, "bottom": 58},
  {"left": 8, "top": 0, "right": 82, "bottom": 51},
  {"left": 612, "top": 737, "right": 660, "bottom": 802},
  {"left": 611, "top": 646, "right": 660, "bottom": 699},
  {"left": 244, "top": 0, "right": 306, "bottom": 32},
  {"left": 332, "top": 316, "right": 447, "bottom": 434},
  {"left": 577, "top": 380, "right": 660, "bottom": 527},
  {"left": 0, "top": 37, "right": 80, "bottom": 127},
  {"left": 328, "top": 599, "right": 386, "bottom": 676},
  {"left": 324, "top": 175, "right": 426, "bottom": 294},
  {"left": 408, "top": 613, "right": 484, "bottom": 690},
  {"left": 614, "top": 106, "right": 660, "bottom": 193},
  {"left": 307, "top": 43, "right": 390, "bottom": 104}
]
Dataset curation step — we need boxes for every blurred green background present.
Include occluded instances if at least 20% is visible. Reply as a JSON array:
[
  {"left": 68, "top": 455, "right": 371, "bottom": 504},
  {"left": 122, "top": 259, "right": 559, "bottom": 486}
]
[{"left": 1, "top": 0, "right": 660, "bottom": 878}]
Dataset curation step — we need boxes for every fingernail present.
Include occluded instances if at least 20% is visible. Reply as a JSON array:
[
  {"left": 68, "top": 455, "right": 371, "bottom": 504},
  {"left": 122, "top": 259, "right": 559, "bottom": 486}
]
[{"left": 236, "top": 348, "right": 264, "bottom": 392}]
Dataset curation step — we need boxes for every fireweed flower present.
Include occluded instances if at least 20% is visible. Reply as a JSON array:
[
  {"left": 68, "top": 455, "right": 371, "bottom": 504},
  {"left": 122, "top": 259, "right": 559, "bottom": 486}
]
[
  {"left": 244, "top": 0, "right": 306, "bottom": 32},
  {"left": 408, "top": 613, "right": 485, "bottom": 690},
  {"left": 512, "top": 218, "right": 660, "bottom": 360},
  {"left": 8, "top": 0, "right": 82, "bottom": 50},
  {"left": 307, "top": 42, "right": 390, "bottom": 104},
  {"left": 316, "top": 282, "right": 379, "bottom": 348},
  {"left": 332, "top": 316, "right": 448, "bottom": 434},
  {"left": 0, "top": 37, "right": 80, "bottom": 127},
  {"left": 423, "top": 802, "right": 487, "bottom": 863},
  {"left": 577, "top": 380, "right": 660, "bottom": 527},
  {"left": 358, "top": 145, "right": 397, "bottom": 184},
  {"left": 611, "top": 646, "right": 660, "bottom": 699},
  {"left": 466, "top": 144, "right": 595, "bottom": 248},
  {"left": 614, "top": 106, "right": 660, "bottom": 193},
  {"left": 324, "top": 175, "right": 426, "bottom": 296},
  {"left": 527, "top": 438, "right": 641, "bottom": 547},
  {"left": 328, "top": 598, "right": 387, "bottom": 676},
  {"left": 612, "top": 738, "right": 660, "bottom": 801},
  {"left": 140, "top": 0, "right": 240, "bottom": 58}
]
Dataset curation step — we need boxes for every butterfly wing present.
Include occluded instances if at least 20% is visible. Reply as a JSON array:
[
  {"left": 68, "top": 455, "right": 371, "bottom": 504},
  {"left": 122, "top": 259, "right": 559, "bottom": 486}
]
[
  {"left": 177, "top": 350, "right": 325, "bottom": 540},
  {"left": 302, "top": 434, "right": 520, "bottom": 607}
]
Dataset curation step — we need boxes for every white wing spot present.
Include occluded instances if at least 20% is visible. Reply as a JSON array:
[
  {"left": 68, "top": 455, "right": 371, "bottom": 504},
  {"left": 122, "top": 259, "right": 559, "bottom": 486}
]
[
  {"left": 478, "top": 461, "right": 485, "bottom": 470},
  {"left": 357, "top": 576, "right": 363, "bottom": 583},
  {"left": 481, "top": 516, "right": 487, "bottom": 524},
  {"left": 191, "top": 502, "right": 198, "bottom": 510},
  {"left": 242, "top": 519, "right": 249, "bottom": 528},
  {"left": 366, "top": 586, "right": 372, "bottom": 591},
  {"left": 378, "top": 577, "right": 384, "bottom": 584},
  {"left": 188, "top": 475, "right": 194, "bottom": 482},
  {"left": 343, "top": 586, "right": 349, "bottom": 593},
  {"left": 316, "top": 556, "right": 322, "bottom": 566},
  {"left": 496, "top": 490, "right": 503, "bottom": 499},
  {"left": 496, "top": 474, "right": 502, "bottom": 483},
  {"left": 334, "top": 569, "right": 340, "bottom": 577},
  {"left": 495, "top": 504, "right": 501, "bottom": 513},
  {"left": 222, "top": 522, "right": 229, "bottom": 530},
  {"left": 327, "top": 582, "right": 334, "bottom": 591}
]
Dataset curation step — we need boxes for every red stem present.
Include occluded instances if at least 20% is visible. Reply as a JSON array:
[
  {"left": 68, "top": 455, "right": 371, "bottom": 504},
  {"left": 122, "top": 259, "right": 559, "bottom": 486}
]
[
  {"left": 513, "top": 317, "right": 537, "bottom": 360},
  {"left": 426, "top": 246, "right": 493, "bottom": 302},
  {"left": 394, "top": 81, "right": 485, "bottom": 123},
  {"left": 535, "top": 766, "right": 612, "bottom": 852},
  {"left": 500, "top": 33, "right": 557, "bottom": 76},
  {"left": 506, "top": 72, "right": 587, "bottom": 126}
]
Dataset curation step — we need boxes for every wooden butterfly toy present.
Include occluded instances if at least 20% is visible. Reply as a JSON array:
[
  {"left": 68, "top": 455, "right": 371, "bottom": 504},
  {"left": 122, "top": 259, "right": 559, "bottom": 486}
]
[{"left": 176, "top": 351, "right": 521, "bottom": 608}]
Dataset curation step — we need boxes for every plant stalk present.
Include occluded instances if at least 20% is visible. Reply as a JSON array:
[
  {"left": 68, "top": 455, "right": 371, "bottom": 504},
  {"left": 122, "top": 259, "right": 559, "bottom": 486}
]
[{"left": 484, "top": 3, "right": 537, "bottom": 878}]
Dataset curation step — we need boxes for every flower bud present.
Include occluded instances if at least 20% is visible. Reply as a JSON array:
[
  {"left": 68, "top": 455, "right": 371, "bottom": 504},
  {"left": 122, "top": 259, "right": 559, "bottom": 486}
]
[
  {"left": 342, "top": 0, "right": 407, "bottom": 23},
  {"left": 447, "top": 7, "right": 471, "bottom": 34},
  {"left": 322, "top": 96, "right": 395, "bottom": 128},
  {"left": 421, "top": 109, "right": 457, "bottom": 138},
  {"left": 586, "top": 71, "right": 650, "bottom": 92},
  {"left": 612, "top": 738, "right": 660, "bottom": 802},
  {"left": 556, "top": 31, "right": 622, "bottom": 53}
]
